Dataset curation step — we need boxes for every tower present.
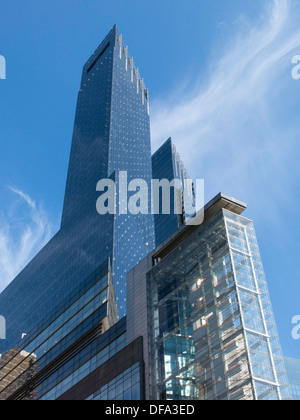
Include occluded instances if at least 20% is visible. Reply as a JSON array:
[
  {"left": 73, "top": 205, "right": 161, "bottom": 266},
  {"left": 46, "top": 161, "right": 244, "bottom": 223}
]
[
  {"left": 152, "top": 137, "right": 195, "bottom": 247},
  {"left": 0, "top": 25, "right": 155, "bottom": 354},
  {"left": 61, "top": 25, "right": 155, "bottom": 317}
]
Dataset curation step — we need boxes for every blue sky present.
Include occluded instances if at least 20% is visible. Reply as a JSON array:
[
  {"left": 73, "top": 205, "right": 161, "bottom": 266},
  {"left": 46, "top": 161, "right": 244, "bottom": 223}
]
[{"left": 0, "top": 0, "right": 299, "bottom": 359}]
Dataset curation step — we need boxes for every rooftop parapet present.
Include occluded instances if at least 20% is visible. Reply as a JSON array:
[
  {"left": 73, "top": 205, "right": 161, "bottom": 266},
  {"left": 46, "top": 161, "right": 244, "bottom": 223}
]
[
  {"left": 80, "top": 25, "right": 150, "bottom": 115},
  {"left": 116, "top": 33, "right": 150, "bottom": 114}
]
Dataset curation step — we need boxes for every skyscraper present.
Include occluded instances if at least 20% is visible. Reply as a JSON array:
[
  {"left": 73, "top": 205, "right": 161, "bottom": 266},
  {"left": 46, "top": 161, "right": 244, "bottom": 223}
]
[
  {"left": 0, "top": 25, "right": 155, "bottom": 355},
  {"left": 152, "top": 138, "right": 195, "bottom": 247}
]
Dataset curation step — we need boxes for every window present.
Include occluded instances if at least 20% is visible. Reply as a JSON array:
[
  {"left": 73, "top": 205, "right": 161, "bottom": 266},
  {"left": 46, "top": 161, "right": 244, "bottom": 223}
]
[{"left": 87, "top": 43, "right": 110, "bottom": 73}]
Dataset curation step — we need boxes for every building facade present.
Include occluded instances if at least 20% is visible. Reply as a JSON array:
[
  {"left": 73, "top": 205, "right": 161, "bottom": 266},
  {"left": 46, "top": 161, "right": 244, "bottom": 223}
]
[
  {"left": 0, "top": 259, "right": 121, "bottom": 400},
  {"left": 0, "top": 258, "right": 145, "bottom": 401},
  {"left": 127, "top": 193, "right": 290, "bottom": 400},
  {"left": 152, "top": 137, "right": 195, "bottom": 247}
]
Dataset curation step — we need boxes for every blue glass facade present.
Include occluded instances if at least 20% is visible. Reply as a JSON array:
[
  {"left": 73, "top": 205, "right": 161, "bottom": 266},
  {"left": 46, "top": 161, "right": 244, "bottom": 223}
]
[
  {"left": 0, "top": 25, "right": 155, "bottom": 355},
  {"left": 109, "top": 34, "right": 155, "bottom": 315},
  {"left": 0, "top": 261, "right": 125, "bottom": 400},
  {"left": 86, "top": 362, "right": 142, "bottom": 400},
  {"left": 152, "top": 138, "right": 194, "bottom": 247}
]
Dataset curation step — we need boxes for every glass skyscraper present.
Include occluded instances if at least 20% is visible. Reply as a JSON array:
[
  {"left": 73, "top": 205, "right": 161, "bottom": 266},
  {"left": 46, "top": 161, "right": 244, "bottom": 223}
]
[
  {"left": 152, "top": 138, "right": 195, "bottom": 247},
  {"left": 0, "top": 25, "right": 155, "bottom": 356}
]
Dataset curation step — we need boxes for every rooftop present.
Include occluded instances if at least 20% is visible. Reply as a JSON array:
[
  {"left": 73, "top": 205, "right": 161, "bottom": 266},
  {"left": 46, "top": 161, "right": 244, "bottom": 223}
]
[{"left": 152, "top": 192, "right": 247, "bottom": 262}]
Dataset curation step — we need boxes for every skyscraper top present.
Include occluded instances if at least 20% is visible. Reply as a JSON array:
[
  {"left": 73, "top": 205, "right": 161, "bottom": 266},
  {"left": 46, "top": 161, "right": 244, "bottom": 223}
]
[
  {"left": 0, "top": 24, "right": 155, "bottom": 351},
  {"left": 82, "top": 25, "right": 149, "bottom": 114}
]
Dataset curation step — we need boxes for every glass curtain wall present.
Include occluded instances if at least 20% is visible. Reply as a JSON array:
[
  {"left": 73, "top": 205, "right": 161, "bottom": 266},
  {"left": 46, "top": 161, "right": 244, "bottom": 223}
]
[{"left": 147, "top": 210, "right": 290, "bottom": 400}]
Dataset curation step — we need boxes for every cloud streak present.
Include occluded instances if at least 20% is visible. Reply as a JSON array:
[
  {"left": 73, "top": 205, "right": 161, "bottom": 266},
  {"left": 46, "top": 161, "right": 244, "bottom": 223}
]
[
  {"left": 0, "top": 188, "right": 52, "bottom": 293},
  {"left": 151, "top": 0, "right": 300, "bottom": 228}
]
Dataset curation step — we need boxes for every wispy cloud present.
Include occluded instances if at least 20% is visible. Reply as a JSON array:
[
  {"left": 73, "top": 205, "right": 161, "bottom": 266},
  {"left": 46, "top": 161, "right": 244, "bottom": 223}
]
[
  {"left": 0, "top": 188, "right": 52, "bottom": 293},
  {"left": 151, "top": 0, "right": 300, "bottom": 229}
]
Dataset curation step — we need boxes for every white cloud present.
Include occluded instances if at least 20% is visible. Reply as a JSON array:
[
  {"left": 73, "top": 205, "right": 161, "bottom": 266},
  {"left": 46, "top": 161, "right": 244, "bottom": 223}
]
[
  {"left": 0, "top": 188, "right": 52, "bottom": 293},
  {"left": 151, "top": 0, "right": 300, "bottom": 229}
]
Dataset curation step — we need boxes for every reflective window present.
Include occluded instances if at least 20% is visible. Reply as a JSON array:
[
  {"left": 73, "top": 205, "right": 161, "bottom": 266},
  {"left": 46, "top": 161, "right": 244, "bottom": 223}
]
[{"left": 86, "top": 362, "right": 141, "bottom": 401}]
